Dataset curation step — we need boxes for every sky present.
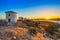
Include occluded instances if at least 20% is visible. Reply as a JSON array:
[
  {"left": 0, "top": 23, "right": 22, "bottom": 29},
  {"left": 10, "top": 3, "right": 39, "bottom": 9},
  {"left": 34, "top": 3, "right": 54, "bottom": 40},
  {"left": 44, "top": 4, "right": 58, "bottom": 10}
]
[{"left": 0, "top": 0, "right": 60, "bottom": 19}]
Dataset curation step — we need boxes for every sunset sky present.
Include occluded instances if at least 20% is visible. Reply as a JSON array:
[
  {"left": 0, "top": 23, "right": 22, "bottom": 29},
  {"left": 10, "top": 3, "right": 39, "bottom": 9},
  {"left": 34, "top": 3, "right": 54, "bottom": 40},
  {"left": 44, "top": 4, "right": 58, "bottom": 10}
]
[{"left": 0, "top": 0, "right": 60, "bottom": 19}]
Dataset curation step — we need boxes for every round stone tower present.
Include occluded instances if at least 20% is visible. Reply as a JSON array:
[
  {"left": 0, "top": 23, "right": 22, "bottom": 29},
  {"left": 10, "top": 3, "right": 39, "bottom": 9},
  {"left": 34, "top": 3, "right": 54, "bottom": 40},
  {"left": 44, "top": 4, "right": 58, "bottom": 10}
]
[{"left": 5, "top": 11, "right": 17, "bottom": 23}]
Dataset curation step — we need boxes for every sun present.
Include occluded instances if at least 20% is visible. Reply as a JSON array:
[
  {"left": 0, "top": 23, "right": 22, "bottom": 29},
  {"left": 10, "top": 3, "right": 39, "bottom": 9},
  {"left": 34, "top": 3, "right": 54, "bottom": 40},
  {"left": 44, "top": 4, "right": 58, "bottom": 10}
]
[{"left": 45, "top": 17, "right": 50, "bottom": 19}]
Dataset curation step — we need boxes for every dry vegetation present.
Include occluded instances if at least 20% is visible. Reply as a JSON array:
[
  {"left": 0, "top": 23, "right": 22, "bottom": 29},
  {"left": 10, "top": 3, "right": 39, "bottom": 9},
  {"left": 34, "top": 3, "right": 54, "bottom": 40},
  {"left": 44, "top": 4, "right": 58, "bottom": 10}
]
[{"left": 0, "top": 20, "right": 60, "bottom": 40}]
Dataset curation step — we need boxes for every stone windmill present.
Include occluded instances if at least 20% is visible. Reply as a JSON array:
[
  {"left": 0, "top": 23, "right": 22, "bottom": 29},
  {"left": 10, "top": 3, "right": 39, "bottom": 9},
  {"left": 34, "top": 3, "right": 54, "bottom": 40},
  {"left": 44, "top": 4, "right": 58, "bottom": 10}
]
[{"left": 5, "top": 11, "right": 17, "bottom": 24}]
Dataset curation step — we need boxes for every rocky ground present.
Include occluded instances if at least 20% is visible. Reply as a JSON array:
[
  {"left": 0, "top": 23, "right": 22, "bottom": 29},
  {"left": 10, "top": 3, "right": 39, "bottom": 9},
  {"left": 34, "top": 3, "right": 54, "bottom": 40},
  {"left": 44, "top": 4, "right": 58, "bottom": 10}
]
[
  {"left": 0, "top": 20, "right": 60, "bottom": 40},
  {"left": 0, "top": 26, "right": 46, "bottom": 40}
]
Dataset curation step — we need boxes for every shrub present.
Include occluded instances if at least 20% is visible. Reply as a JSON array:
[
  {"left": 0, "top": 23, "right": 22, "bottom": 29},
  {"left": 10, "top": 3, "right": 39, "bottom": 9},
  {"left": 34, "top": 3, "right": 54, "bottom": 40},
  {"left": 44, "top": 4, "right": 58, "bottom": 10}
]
[
  {"left": 45, "top": 25, "right": 58, "bottom": 35},
  {"left": 29, "top": 27, "right": 37, "bottom": 36}
]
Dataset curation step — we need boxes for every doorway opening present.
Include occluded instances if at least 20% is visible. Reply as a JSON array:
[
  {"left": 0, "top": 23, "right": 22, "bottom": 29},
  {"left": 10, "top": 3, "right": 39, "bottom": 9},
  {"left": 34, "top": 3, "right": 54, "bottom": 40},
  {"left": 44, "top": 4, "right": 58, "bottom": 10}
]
[{"left": 8, "top": 19, "right": 11, "bottom": 22}]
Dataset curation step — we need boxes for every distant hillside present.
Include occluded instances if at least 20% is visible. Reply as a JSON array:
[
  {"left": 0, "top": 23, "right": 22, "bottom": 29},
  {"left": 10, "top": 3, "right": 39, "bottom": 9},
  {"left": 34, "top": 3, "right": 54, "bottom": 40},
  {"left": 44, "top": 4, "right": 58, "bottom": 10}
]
[
  {"left": 32, "top": 18, "right": 60, "bottom": 21},
  {"left": 50, "top": 18, "right": 60, "bottom": 21}
]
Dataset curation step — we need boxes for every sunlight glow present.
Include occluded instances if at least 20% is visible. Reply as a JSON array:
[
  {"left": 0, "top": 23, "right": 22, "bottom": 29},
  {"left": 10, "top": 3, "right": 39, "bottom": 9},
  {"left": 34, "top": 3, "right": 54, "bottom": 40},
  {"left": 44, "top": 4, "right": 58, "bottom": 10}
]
[{"left": 45, "top": 17, "right": 50, "bottom": 19}]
